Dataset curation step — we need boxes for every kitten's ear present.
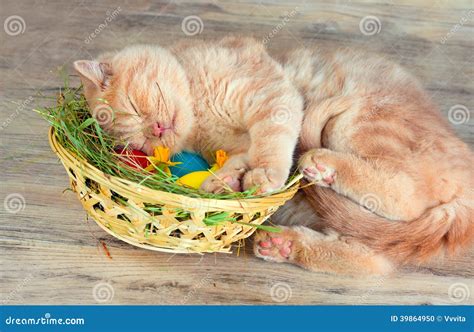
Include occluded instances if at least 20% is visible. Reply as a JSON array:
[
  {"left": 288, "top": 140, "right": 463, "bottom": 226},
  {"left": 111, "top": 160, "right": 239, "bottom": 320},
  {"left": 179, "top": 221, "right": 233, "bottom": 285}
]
[{"left": 73, "top": 60, "right": 112, "bottom": 90}]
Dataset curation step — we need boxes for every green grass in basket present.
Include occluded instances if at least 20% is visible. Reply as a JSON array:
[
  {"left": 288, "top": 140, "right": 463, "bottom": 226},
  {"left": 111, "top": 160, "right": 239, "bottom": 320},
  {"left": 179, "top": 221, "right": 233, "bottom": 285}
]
[
  {"left": 35, "top": 80, "right": 298, "bottom": 233},
  {"left": 35, "top": 82, "right": 299, "bottom": 203}
]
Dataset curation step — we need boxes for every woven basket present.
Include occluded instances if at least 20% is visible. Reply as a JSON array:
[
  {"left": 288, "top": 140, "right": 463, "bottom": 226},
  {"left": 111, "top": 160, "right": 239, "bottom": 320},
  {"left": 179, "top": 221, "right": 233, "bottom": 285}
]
[{"left": 48, "top": 127, "right": 300, "bottom": 253}]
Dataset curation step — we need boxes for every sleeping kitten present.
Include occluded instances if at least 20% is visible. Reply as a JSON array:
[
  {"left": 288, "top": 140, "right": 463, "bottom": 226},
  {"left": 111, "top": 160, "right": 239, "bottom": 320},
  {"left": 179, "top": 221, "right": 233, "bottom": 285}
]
[
  {"left": 73, "top": 37, "right": 303, "bottom": 193},
  {"left": 254, "top": 48, "right": 474, "bottom": 275}
]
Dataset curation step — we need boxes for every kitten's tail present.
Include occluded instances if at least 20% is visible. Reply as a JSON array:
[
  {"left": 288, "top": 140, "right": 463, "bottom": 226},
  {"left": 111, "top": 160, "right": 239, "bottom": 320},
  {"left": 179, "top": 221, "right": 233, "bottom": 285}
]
[{"left": 304, "top": 186, "right": 474, "bottom": 265}]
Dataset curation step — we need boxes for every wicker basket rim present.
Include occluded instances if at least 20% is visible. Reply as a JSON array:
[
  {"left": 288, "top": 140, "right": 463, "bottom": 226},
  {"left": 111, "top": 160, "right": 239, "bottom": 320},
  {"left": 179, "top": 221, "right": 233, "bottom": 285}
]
[{"left": 48, "top": 127, "right": 301, "bottom": 212}]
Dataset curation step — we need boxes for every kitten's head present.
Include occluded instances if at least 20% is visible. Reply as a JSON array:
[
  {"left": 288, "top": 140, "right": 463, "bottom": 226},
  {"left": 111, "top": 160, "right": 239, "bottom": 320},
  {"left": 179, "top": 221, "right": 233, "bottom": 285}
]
[{"left": 73, "top": 45, "right": 194, "bottom": 155}]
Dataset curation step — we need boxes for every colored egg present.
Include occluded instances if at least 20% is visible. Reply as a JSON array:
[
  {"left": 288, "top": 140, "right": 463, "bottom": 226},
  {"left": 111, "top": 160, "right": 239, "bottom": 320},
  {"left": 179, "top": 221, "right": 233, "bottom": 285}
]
[
  {"left": 169, "top": 151, "right": 210, "bottom": 177},
  {"left": 115, "top": 148, "right": 150, "bottom": 169},
  {"left": 176, "top": 171, "right": 212, "bottom": 189}
]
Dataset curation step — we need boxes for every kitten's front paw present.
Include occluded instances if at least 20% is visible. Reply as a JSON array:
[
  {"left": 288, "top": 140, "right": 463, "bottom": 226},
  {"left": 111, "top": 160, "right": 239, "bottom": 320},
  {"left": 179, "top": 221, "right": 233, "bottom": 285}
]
[
  {"left": 242, "top": 168, "right": 287, "bottom": 193},
  {"left": 299, "top": 149, "right": 336, "bottom": 187},
  {"left": 200, "top": 168, "right": 245, "bottom": 194}
]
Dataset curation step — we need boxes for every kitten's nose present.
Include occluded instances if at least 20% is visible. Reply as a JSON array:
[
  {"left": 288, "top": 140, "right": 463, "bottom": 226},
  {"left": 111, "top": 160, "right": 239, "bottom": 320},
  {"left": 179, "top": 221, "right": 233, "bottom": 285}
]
[{"left": 152, "top": 122, "right": 164, "bottom": 137}]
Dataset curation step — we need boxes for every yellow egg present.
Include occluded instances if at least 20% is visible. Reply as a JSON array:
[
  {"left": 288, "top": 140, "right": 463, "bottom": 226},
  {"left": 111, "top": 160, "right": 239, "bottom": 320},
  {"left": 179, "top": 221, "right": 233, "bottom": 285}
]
[{"left": 177, "top": 171, "right": 212, "bottom": 189}]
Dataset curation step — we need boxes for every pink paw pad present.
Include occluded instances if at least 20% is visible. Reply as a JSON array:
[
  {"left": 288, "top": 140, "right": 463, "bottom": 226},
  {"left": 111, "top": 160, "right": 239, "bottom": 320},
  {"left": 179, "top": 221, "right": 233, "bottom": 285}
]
[
  {"left": 302, "top": 167, "right": 317, "bottom": 178},
  {"left": 256, "top": 235, "right": 293, "bottom": 260},
  {"left": 301, "top": 162, "right": 336, "bottom": 187},
  {"left": 271, "top": 237, "right": 284, "bottom": 245},
  {"left": 279, "top": 246, "right": 291, "bottom": 258},
  {"left": 259, "top": 240, "right": 272, "bottom": 248},
  {"left": 222, "top": 176, "right": 241, "bottom": 192},
  {"left": 324, "top": 175, "right": 334, "bottom": 184},
  {"left": 316, "top": 163, "right": 326, "bottom": 172}
]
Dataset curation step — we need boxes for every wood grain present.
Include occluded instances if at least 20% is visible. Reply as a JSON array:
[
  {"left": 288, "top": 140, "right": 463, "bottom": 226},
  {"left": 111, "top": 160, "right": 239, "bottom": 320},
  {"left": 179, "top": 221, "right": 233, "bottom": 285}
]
[{"left": 1, "top": 0, "right": 473, "bottom": 305}]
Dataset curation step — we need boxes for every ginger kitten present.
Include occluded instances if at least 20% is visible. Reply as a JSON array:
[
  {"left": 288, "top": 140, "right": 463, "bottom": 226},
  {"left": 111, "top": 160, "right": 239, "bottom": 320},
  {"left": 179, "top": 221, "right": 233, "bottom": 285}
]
[
  {"left": 73, "top": 37, "right": 303, "bottom": 193},
  {"left": 253, "top": 48, "right": 474, "bottom": 275}
]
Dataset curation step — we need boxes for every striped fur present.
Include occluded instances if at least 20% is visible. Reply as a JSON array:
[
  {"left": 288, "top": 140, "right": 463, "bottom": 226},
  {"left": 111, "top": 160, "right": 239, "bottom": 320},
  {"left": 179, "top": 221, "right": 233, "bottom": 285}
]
[{"left": 254, "top": 47, "right": 474, "bottom": 275}]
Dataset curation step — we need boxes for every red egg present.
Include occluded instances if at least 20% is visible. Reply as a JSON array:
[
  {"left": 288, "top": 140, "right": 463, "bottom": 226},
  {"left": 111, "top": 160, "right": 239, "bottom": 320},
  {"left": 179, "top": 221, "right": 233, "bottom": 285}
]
[{"left": 115, "top": 148, "right": 150, "bottom": 169}]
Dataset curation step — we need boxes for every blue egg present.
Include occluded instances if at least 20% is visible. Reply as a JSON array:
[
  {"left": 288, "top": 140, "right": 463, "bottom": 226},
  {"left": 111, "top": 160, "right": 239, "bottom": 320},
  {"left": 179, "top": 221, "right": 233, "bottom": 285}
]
[{"left": 169, "top": 151, "right": 210, "bottom": 177}]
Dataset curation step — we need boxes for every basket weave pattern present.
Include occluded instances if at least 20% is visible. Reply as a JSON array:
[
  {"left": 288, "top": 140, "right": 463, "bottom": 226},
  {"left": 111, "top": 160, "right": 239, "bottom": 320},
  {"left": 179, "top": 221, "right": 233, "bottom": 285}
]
[{"left": 49, "top": 128, "right": 299, "bottom": 253}]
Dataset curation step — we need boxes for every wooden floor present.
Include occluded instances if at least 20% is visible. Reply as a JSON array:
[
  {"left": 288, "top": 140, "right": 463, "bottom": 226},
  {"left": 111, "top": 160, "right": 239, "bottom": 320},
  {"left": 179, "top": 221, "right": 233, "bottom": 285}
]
[{"left": 1, "top": 0, "right": 473, "bottom": 305}]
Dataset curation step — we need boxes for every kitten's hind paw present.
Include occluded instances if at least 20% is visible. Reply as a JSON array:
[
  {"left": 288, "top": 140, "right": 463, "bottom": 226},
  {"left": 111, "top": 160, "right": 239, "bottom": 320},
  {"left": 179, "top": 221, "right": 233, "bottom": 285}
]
[
  {"left": 254, "top": 227, "right": 295, "bottom": 263},
  {"left": 299, "top": 150, "right": 336, "bottom": 187}
]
